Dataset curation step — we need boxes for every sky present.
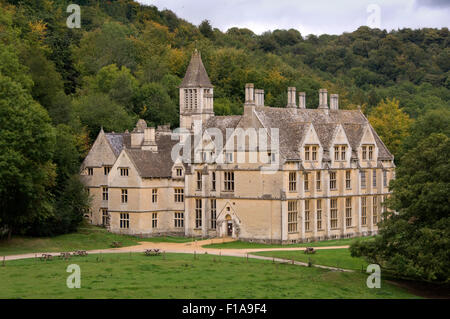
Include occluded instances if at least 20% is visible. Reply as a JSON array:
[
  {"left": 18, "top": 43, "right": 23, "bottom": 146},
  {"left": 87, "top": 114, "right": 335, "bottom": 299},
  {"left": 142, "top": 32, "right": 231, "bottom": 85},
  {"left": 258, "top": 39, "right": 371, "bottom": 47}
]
[{"left": 138, "top": 0, "right": 450, "bottom": 35}]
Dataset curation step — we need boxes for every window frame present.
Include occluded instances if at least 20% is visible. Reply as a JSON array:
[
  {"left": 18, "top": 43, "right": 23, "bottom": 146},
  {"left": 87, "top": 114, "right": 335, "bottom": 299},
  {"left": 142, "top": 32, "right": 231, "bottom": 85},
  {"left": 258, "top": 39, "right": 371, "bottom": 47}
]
[
  {"left": 330, "top": 198, "right": 338, "bottom": 229},
  {"left": 329, "top": 171, "right": 337, "bottom": 190},
  {"left": 195, "top": 199, "right": 202, "bottom": 229},
  {"left": 174, "top": 188, "right": 184, "bottom": 203},
  {"left": 210, "top": 199, "right": 217, "bottom": 229},
  {"left": 288, "top": 200, "right": 298, "bottom": 233},
  {"left": 224, "top": 171, "right": 235, "bottom": 192},
  {"left": 120, "top": 213, "right": 129, "bottom": 229},
  {"left": 121, "top": 189, "right": 128, "bottom": 203},
  {"left": 174, "top": 212, "right": 184, "bottom": 228}
]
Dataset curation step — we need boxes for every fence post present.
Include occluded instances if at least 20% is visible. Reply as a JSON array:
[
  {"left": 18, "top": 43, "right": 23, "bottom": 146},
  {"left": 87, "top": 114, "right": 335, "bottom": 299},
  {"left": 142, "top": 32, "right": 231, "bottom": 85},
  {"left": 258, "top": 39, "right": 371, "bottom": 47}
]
[{"left": 2, "top": 256, "right": 5, "bottom": 267}]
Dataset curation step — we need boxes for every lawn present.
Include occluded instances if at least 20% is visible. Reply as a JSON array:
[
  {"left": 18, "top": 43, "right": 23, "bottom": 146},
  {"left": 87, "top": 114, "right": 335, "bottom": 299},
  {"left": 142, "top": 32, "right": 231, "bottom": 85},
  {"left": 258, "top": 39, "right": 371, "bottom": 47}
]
[
  {"left": 0, "top": 224, "right": 193, "bottom": 256},
  {"left": 0, "top": 253, "right": 418, "bottom": 299},
  {"left": 253, "top": 248, "right": 369, "bottom": 271},
  {"left": 202, "top": 236, "right": 375, "bottom": 249}
]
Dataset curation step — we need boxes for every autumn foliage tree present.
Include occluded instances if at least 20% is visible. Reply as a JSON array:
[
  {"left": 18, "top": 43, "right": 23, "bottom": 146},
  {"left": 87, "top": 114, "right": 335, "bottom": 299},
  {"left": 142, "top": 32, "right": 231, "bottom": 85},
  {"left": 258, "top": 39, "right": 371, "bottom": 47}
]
[{"left": 368, "top": 98, "right": 412, "bottom": 159}]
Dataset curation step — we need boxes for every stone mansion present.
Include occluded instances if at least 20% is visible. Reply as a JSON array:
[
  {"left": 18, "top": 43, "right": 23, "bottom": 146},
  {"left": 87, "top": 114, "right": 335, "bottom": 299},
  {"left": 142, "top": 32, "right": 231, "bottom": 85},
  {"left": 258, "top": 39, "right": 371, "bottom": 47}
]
[{"left": 80, "top": 50, "right": 395, "bottom": 243}]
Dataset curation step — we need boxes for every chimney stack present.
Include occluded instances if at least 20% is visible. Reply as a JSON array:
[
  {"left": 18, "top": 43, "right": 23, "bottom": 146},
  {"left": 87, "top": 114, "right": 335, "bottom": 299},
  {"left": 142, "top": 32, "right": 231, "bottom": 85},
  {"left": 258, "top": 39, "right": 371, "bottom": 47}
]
[
  {"left": 287, "top": 87, "right": 297, "bottom": 108},
  {"left": 245, "top": 83, "right": 255, "bottom": 105},
  {"left": 142, "top": 127, "right": 157, "bottom": 152},
  {"left": 318, "top": 89, "right": 328, "bottom": 109},
  {"left": 255, "top": 89, "right": 264, "bottom": 106},
  {"left": 298, "top": 92, "right": 306, "bottom": 109},
  {"left": 330, "top": 94, "right": 339, "bottom": 110}
]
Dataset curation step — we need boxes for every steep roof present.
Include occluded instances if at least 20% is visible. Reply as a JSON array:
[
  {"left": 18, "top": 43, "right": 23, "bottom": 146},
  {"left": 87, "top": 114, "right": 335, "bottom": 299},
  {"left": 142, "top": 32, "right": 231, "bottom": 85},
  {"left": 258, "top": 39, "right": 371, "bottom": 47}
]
[
  {"left": 105, "top": 133, "right": 131, "bottom": 157},
  {"left": 251, "top": 107, "right": 393, "bottom": 161},
  {"left": 180, "top": 50, "right": 213, "bottom": 88},
  {"left": 125, "top": 134, "right": 181, "bottom": 178}
]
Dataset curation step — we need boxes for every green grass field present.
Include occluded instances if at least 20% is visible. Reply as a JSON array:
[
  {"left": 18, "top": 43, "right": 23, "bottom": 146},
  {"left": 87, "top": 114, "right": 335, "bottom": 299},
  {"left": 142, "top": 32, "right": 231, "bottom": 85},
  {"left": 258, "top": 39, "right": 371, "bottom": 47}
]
[
  {"left": 0, "top": 253, "right": 418, "bottom": 299},
  {"left": 0, "top": 225, "right": 193, "bottom": 256},
  {"left": 253, "top": 248, "right": 369, "bottom": 271},
  {"left": 202, "top": 236, "right": 375, "bottom": 249}
]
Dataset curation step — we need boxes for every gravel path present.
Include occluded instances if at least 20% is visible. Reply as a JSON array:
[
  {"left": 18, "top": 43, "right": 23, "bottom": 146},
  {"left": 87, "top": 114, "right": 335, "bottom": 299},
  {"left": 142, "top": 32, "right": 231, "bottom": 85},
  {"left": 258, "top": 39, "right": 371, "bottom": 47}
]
[{"left": 1, "top": 238, "right": 352, "bottom": 272}]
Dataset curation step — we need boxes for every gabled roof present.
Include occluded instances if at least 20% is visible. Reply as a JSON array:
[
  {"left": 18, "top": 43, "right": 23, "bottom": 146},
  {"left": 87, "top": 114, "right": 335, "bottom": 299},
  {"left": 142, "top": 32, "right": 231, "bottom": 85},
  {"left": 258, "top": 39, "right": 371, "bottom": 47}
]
[
  {"left": 180, "top": 50, "right": 213, "bottom": 88},
  {"left": 124, "top": 134, "right": 181, "bottom": 178},
  {"left": 252, "top": 107, "right": 393, "bottom": 161}
]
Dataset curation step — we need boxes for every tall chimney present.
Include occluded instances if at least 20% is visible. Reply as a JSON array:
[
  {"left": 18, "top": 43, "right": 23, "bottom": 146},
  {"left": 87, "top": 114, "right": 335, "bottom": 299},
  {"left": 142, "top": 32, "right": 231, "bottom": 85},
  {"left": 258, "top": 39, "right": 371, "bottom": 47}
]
[
  {"left": 318, "top": 89, "right": 328, "bottom": 109},
  {"left": 255, "top": 89, "right": 264, "bottom": 106},
  {"left": 287, "top": 87, "right": 297, "bottom": 108},
  {"left": 298, "top": 92, "right": 306, "bottom": 109},
  {"left": 330, "top": 94, "right": 339, "bottom": 110},
  {"left": 142, "top": 127, "right": 157, "bottom": 152},
  {"left": 245, "top": 83, "right": 255, "bottom": 105}
]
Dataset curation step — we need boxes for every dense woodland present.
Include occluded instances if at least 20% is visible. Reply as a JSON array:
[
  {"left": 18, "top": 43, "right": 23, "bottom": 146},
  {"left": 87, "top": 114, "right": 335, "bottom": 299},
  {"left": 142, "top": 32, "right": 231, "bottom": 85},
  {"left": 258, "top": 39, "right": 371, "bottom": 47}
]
[{"left": 0, "top": 0, "right": 448, "bottom": 282}]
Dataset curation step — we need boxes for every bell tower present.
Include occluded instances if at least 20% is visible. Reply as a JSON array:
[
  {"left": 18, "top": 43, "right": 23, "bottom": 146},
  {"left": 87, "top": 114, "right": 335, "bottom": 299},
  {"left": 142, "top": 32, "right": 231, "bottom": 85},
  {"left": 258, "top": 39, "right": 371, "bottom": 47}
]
[{"left": 179, "top": 49, "right": 214, "bottom": 131}]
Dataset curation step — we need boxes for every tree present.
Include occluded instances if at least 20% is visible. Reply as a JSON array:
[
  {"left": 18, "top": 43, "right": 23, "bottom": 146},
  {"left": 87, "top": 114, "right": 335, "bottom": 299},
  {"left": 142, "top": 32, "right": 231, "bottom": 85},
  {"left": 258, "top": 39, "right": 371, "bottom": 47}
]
[
  {"left": 368, "top": 98, "right": 412, "bottom": 158},
  {"left": 401, "top": 107, "right": 450, "bottom": 156},
  {"left": 72, "top": 93, "right": 136, "bottom": 140},
  {"left": 136, "top": 82, "right": 178, "bottom": 127},
  {"left": 199, "top": 20, "right": 214, "bottom": 40},
  {"left": 0, "top": 74, "right": 56, "bottom": 239},
  {"left": 350, "top": 133, "right": 450, "bottom": 283}
]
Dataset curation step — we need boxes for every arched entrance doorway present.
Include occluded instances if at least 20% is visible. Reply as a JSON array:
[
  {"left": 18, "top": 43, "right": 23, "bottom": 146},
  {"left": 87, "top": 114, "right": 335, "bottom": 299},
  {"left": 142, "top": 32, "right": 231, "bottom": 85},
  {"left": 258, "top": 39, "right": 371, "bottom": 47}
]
[{"left": 225, "top": 214, "right": 232, "bottom": 237}]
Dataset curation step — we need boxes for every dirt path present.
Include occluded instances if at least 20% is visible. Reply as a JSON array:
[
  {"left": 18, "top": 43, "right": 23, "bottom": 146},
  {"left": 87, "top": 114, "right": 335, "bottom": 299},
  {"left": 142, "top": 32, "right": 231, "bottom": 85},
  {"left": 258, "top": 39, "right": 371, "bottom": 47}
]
[{"left": 2, "top": 238, "right": 352, "bottom": 272}]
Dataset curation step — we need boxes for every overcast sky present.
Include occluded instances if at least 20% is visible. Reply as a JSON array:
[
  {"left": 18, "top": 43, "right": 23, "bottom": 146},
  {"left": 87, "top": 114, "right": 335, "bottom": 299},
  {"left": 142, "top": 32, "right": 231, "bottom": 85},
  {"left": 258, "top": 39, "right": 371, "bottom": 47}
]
[{"left": 138, "top": 0, "right": 450, "bottom": 35}]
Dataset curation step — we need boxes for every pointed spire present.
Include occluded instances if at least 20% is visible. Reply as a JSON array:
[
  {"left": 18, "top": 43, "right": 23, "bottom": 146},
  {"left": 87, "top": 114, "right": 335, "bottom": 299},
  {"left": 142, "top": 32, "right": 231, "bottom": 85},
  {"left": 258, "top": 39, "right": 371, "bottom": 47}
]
[{"left": 180, "top": 50, "right": 213, "bottom": 88}]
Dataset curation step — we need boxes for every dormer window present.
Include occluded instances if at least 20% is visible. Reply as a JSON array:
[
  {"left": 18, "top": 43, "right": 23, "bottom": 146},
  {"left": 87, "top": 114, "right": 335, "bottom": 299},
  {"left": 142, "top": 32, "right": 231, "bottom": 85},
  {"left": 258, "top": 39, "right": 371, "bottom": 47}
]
[
  {"left": 176, "top": 168, "right": 183, "bottom": 177},
  {"left": 225, "top": 152, "right": 233, "bottom": 163},
  {"left": 104, "top": 166, "right": 111, "bottom": 175},
  {"left": 304, "top": 145, "right": 318, "bottom": 161},
  {"left": 120, "top": 168, "right": 129, "bottom": 176},
  {"left": 362, "top": 145, "right": 374, "bottom": 160},
  {"left": 334, "top": 145, "right": 347, "bottom": 161},
  {"left": 87, "top": 168, "right": 93, "bottom": 176}
]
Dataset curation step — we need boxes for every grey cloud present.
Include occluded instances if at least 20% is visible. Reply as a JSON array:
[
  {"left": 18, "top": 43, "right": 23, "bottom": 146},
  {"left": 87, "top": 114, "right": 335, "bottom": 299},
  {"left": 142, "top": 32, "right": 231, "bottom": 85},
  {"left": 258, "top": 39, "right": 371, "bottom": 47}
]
[
  {"left": 415, "top": 0, "right": 450, "bottom": 8},
  {"left": 139, "top": 0, "right": 450, "bottom": 35}
]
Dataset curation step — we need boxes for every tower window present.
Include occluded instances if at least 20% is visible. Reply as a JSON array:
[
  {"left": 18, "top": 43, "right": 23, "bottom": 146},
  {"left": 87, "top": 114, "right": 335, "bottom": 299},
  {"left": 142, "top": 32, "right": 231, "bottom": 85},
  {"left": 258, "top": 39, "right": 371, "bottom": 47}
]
[{"left": 224, "top": 171, "right": 234, "bottom": 192}]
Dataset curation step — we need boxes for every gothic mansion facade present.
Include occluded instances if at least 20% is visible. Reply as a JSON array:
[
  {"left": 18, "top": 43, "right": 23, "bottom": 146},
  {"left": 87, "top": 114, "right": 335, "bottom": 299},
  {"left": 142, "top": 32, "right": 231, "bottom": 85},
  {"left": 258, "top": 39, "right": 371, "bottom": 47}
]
[{"left": 80, "top": 51, "right": 395, "bottom": 243}]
